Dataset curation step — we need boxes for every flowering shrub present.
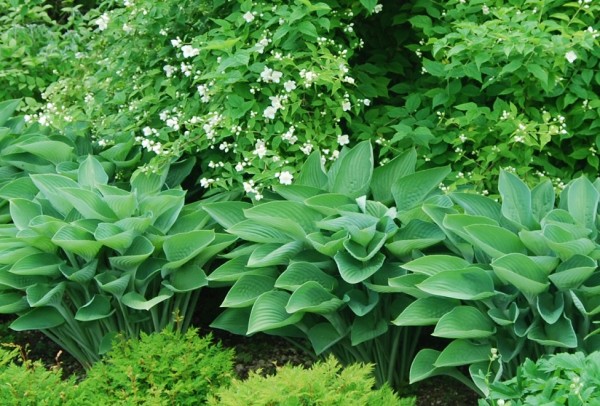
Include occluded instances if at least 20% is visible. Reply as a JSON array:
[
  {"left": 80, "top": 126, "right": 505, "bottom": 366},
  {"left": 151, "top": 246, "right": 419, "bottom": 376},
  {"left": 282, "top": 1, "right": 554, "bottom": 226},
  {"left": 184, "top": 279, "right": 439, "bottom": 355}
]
[{"left": 40, "top": 0, "right": 383, "bottom": 198}]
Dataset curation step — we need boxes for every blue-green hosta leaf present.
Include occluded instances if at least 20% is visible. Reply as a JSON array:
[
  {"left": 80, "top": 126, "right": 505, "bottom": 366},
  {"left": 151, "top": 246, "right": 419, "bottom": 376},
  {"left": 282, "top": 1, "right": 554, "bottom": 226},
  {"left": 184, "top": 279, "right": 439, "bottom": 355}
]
[
  {"left": 393, "top": 297, "right": 459, "bottom": 326},
  {"left": 295, "top": 151, "right": 327, "bottom": 189},
  {"left": 385, "top": 220, "right": 445, "bottom": 257},
  {"left": 307, "top": 322, "right": 346, "bottom": 355},
  {"left": 328, "top": 140, "right": 373, "bottom": 198},
  {"left": 0, "top": 292, "right": 28, "bottom": 313},
  {"left": 531, "top": 180, "right": 555, "bottom": 222},
  {"left": 244, "top": 201, "right": 322, "bottom": 239},
  {"left": 10, "top": 307, "right": 65, "bottom": 331},
  {"left": 202, "top": 201, "right": 253, "bottom": 229},
  {"left": 536, "top": 292, "right": 564, "bottom": 324},
  {"left": 75, "top": 295, "right": 115, "bottom": 321},
  {"left": 97, "top": 184, "right": 137, "bottom": 219},
  {"left": 519, "top": 229, "right": 552, "bottom": 256},
  {"left": 488, "top": 302, "right": 519, "bottom": 326},
  {"left": 498, "top": 170, "right": 535, "bottom": 230},
  {"left": 0, "top": 269, "right": 47, "bottom": 290},
  {"left": 464, "top": 224, "right": 527, "bottom": 258},
  {"left": 130, "top": 166, "right": 168, "bottom": 195},
  {"left": 162, "top": 264, "right": 208, "bottom": 293},
  {"left": 59, "top": 260, "right": 97, "bottom": 283},
  {"left": 371, "top": 148, "right": 417, "bottom": 205},
  {"left": 162, "top": 230, "right": 215, "bottom": 270},
  {"left": 410, "top": 349, "right": 447, "bottom": 384},
  {"left": 95, "top": 272, "right": 131, "bottom": 298},
  {"left": 210, "top": 307, "right": 251, "bottom": 335},
  {"left": 334, "top": 251, "right": 385, "bottom": 284},
  {"left": 0, "top": 177, "right": 38, "bottom": 201},
  {"left": 78, "top": 155, "right": 109, "bottom": 188},
  {"left": 247, "top": 291, "right": 303, "bottom": 335},
  {"left": 15, "top": 140, "right": 74, "bottom": 165},
  {"left": 10, "top": 253, "right": 64, "bottom": 277},
  {"left": 417, "top": 267, "right": 495, "bottom": 300},
  {"left": 121, "top": 288, "right": 173, "bottom": 311},
  {"left": 227, "top": 220, "right": 294, "bottom": 243},
  {"left": 392, "top": 166, "right": 450, "bottom": 212},
  {"left": 30, "top": 174, "right": 79, "bottom": 216},
  {"left": 442, "top": 214, "right": 498, "bottom": 243},
  {"left": 9, "top": 198, "right": 42, "bottom": 230},
  {"left": 566, "top": 176, "right": 599, "bottom": 236},
  {"left": 0, "top": 99, "right": 20, "bottom": 126},
  {"left": 434, "top": 339, "right": 492, "bottom": 368},
  {"left": 27, "top": 215, "right": 65, "bottom": 238},
  {"left": 273, "top": 185, "right": 324, "bottom": 202},
  {"left": 25, "top": 282, "right": 66, "bottom": 308},
  {"left": 351, "top": 315, "right": 388, "bottom": 346},
  {"left": 316, "top": 212, "right": 378, "bottom": 234},
  {"left": 247, "top": 241, "right": 304, "bottom": 268},
  {"left": 221, "top": 275, "right": 276, "bottom": 308},
  {"left": 52, "top": 225, "right": 103, "bottom": 262},
  {"left": 94, "top": 223, "right": 136, "bottom": 253},
  {"left": 433, "top": 306, "right": 496, "bottom": 339},
  {"left": 544, "top": 224, "right": 596, "bottom": 260},
  {"left": 304, "top": 193, "right": 356, "bottom": 216},
  {"left": 275, "top": 261, "right": 338, "bottom": 292},
  {"left": 109, "top": 236, "right": 155, "bottom": 271},
  {"left": 402, "top": 255, "right": 471, "bottom": 276},
  {"left": 343, "top": 288, "right": 379, "bottom": 316},
  {"left": 388, "top": 274, "right": 429, "bottom": 298},
  {"left": 344, "top": 231, "right": 387, "bottom": 261},
  {"left": 145, "top": 190, "right": 186, "bottom": 233},
  {"left": 450, "top": 192, "right": 501, "bottom": 220},
  {"left": 114, "top": 215, "right": 153, "bottom": 234},
  {"left": 191, "top": 233, "right": 237, "bottom": 268},
  {"left": 286, "top": 281, "right": 344, "bottom": 314},
  {"left": 549, "top": 255, "right": 596, "bottom": 290},
  {"left": 527, "top": 315, "right": 578, "bottom": 348},
  {"left": 168, "top": 206, "right": 210, "bottom": 234},
  {"left": 491, "top": 253, "right": 550, "bottom": 296}
]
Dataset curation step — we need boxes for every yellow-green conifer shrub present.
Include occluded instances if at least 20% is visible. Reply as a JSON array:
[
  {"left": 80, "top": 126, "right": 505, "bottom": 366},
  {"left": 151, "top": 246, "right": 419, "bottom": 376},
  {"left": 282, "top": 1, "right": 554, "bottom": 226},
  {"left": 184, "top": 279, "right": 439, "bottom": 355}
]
[
  {"left": 75, "top": 328, "right": 234, "bottom": 405},
  {"left": 0, "top": 345, "right": 76, "bottom": 405},
  {"left": 208, "top": 355, "right": 414, "bottom": 406}
]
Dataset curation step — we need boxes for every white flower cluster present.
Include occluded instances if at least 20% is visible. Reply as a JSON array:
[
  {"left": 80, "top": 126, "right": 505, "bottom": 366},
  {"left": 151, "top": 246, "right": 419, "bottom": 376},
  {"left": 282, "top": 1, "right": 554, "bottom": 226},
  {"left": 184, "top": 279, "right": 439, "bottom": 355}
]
[
  {"left": 253, "top": 139, "right": 268, "bottom": 158},
  {"left": 95, "top": 13, "right": 109, "bottom": 31},
  {"left": 299, "top": 69, "right": 318, "bottom": 87},
  {"left": 263, "top": 94, "right": 287, "bottom": 120},
  {"left": 159, "top": 108, "right": 181, "bottom": 131},
  {"left": 243, "top": 180, "right": 263, "bottom": 200},
  {"left": 260, "top": 66, "right": 283, "bottom": 83},
  {"left": 282, "top": 126, "right": 297, "bottom": 144},
  {"left": 275, "top": 171, "right": 293, "bottom": 185}
]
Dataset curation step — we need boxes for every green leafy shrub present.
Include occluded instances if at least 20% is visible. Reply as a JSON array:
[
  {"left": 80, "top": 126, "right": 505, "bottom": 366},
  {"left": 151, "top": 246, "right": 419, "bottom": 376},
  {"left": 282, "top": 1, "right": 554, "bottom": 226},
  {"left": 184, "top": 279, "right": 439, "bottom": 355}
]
[
  {"left": 208, "top": 354, "right": 409, "bottom": 406},
  {"left": 394, "top": 171, "right": 600, "bottom": 395},
  {"left": 204, "top": 141, "right": 450, "bottom": 388},
  {"left": 0, "top": 155, "right": 235, "bottom": 367},
  {"left": 481, "top": 351, "right": 600, "bottom": 406},
  {"left": 39, "top": 0, "right": 381, "bottom": 194},
  {"left": 0, "top": 344, "right": 76, "bottom": 405},
  {"left": 76, "top": 328, "right": 234, "bottom": 405}
]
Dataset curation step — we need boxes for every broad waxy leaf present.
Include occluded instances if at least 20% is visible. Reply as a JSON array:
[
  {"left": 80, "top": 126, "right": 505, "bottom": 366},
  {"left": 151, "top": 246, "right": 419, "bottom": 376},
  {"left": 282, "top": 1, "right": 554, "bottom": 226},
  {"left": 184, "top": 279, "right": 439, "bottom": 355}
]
[
  {"left": 95, "top": 272, "right": 131, "bottom": 298},
  {"left": 10, "top": 252, "right": 64, "bottom": 277},
  {"left": 163, "top": 230, "right": 215, "bottom": 269},
  {"left": 52, "top": 224, "right": 103, "bottom": 261},
  {"left": 94, "top": 223, "right": 136, "bottom": 252},
  {"left": 344, "top": 230, "right": 387, "bottom": 261},
  {"left": 549, "top": 254, "right": 596, "bottom": 290},
  {"left": 304, "top": 193, "right": 356, "bottom": 216},
  {"left": 15, "top": 140, "right": 74, "bottom": 165},
  {"left": 536, "top": 292, "right": 564, "bottom": 324},
  {"left": 385, "top": 220, "right": 445, "bottom": 257},
  {"left": 163, "top": 263, "right": 208, "bottom": 293},
  {"left": 402, "top": 255, "right": 471, "bottom": 276},
  {"left": 210, "top": 307, "right": 251, "bottom": 336},
  {"left": 334, "top": 251, "right": 385, "bottom": 284},
  {"left": 307, "top": 322, "right": 346, "bottom": 355},
  {"left": 75, "top": 295, "right": 115, "bottom": 321},
  {"left": 566, "top": 176, "right": 599, "bottom": 235},
  {"left": 450, "top": 192, "right": 501, "bottom": 220},
  {"left": 10, "top": 307, "right": 65, "bottom": 331},
  {"left": 227, "top": 220, "right": 294, "bottom": 243},
  {"left": 498, "top": 170, "right": 535, "bottom": 230},
  {"left": 433, "top": 306, "right": 496, "bottom": 339},
  {"left": 388, "top": 274, "right": 429, "bottom": 298},
  {"left": 544, "top": 224, "right": 596, "bottom": 260},
  {"left": 392, "top": 166, "right": 450, "bottom": 212},
  {"left": 247, "top": 241, "right": 304, "bottom": 268},
  {"left": 393, "top": 297, "right": 459, "bottom": 326},
  {"left": 130, "top": 166, "right": 168, "bottom": 195},
  {"left": 0, "top": 292, "right": 28, "bottom": 313},
  {"left": 527, "top": 315, "right": 578, "bottom": 348},
  {"left": 285, "top": 281, "right": 344, "bottom": 314},
  {"left": 59, "top": 260, "right": 97, "bottom": 283},
  {"left": 434, "top": 339, "right": 492, "bottom": 367},
  {"left": 488, "top": 302, "right": 519, "bottom": 326},
  {"left": 9, "top": 198, "right": 42, "bottom": 230},
  {"left": 275, "top": 261, "right": 337, "bottom": 291},
  {"left": 221, "top": 275, "right": 276, "bottom": 308},
  {"left": 121, "top": 288, "right": 174, "bottom": 311},
  {"left": 244, "top": 201, "right": 322, "bottom": 239},
  {"left": 0, "top": 177, "right": 38, "bottom": 201},
  {"left": 295, "top": 151, "right": 327, "bottom": 189},
  {"left": 371, "top": 148, "right": 416, "bottom": 205},
  {"left": 30, "top": 173, "right": 79, "bottom": 216},
  {"left": 417, "top": 267, "right": 495, "bottom": 300},
  {"left": 25, "top": 282, "right": 66, "bottom": 308},
  {"left": 531, "top": 180, "right": 555, "bottom": 222},
  {"left": 464, "top": 224, "right": 527, "bottom": 258},
  {"left": 78, "top": 155, "right": 109, "bottom": 188},
  {"left": 351, "top": 315, "right": 388, "bottom": 346},
  {"left": 109, "top": 236, "right": 154, "bottom": 271},
  {"left": 491, "top": 253, "right": 550, "bottom": 296},
  {"left": 328, "top": 140, "right": 373, "bottom": 198},
  {"left": 306, "top": 230, "right": 349, "bottom": 256},
  {"left": 247, "top": 291, "right": 303, "bottom": 334},
  {"left": 208, "top": 256, "right": 276, "bottom": 283},
  {"left": 343, "top": 288, "right": 379, "bottom": 316},
  {"left": 272, "top": 184, "right": 324, "bottom": 202}
]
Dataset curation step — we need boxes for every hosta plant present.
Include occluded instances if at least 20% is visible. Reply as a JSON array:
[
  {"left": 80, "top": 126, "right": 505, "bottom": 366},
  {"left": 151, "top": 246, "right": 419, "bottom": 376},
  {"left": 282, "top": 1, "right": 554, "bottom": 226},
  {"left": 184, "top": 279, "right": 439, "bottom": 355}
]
[
  {"left": 0, "top": 155, "right": 236, "bottom": 368},
  {"left": 204, "top": 140, "right": 450, "bottom": 388},
  {"left": 395, "top": 170, "right": 600, "bottom": 395}
]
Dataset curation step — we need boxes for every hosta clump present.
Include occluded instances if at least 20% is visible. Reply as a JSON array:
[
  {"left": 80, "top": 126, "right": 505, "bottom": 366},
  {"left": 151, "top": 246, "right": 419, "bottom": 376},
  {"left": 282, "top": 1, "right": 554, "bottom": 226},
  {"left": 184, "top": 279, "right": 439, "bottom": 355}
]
[
  {"left": 0, "top": 155, "right": 235, "bottom": 368},
  {"left": 204, "top": 141, "right": 450, "bottom": 388},
  {"left": 395, "top": 170, "right": 600, "bottom": 395}
]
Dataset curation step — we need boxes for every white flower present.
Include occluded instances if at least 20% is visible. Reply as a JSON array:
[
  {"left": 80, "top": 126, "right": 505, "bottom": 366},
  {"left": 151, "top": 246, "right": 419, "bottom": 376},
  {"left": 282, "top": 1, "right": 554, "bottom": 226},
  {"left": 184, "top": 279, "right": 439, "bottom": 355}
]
[
  {"left": 243, "top": 11, "right": 255, "bottom": 23},
  {"left": 271, "top": 70, "right": 283, "bottom": 83},
  {"left": 279, "top": 171, "right": 293, "bottom": 185},
  {"left": 342, "top": 100, "right": 351, "bottom": 111},
  {"left": 163, "top": 65, "right": 176, "bottom": 77},
  {"left": 565, "top": 50, "right": 578, "bottom": 63},
  {"left": 284, "top": 80, "right": 297, "bottom": 92},
  {"left": 269, "top": 95, "right": 283, "bottom": 110},
  {"left": 263, "top": 106, "right": 277, "bottom": 119},
  {"left": 181, "top": 45, "right": 199, "bottom": 58},
  {"left": 95, "top": 13, "right": 109, "bottom": 31},
  {"left": 235, "top": 163, "right": 244, "bottom": 172},
  {"left": 260, "top": 66, "right": 283, "bottom": 83},
  {"left": 482, "top": 5, "right": 490, "bottom": 15},
  {"left": 143, "top": 126, "right": 153, "bottom": 136},
  {"left": 171, "top": 37, "right": 182, "bottom": 48},
  {"left": 253, "top": 140, "right": 268, "bottom": 158},
  {"left": 337, "top": 134, "right": 350, "bottom": 146},
  {"left": 122, "top": 23, "right": 133, "bottom": 33},
  {"left": 373, "top": 4, "right": 383, "bottom": 13}
]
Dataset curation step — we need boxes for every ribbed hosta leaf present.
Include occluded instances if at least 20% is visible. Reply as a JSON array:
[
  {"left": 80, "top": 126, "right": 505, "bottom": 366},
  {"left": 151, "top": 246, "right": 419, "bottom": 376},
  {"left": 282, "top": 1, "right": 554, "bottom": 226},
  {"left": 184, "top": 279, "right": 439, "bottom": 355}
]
[
  {"left": 441, "top": 214, "right": 498, "bottom": 243},
  {"left": 30, "top": 174, "right": 79, "bottom": 216},
  {"left": 549, "top": 255, "right": 596, "bottom": 290},
  {"left": 527, "top": 315, "right": 578, "bottom": 348},
  {"left": 307, "top": 322, "right": 346, "bottom": 355},
  {"left": 9, "top": 198, "right": 42, "bottom": 230},
  {"left": 344, "top": 231, "right": 387, "bottom": 261},
  {"left": 531, "top": 180, "right": 555, "bottom": 222},
  {"left": 350, "top": 316, "right": 388, "bottom": 346},
  {"left": 193, "top": 233, "right": 237, "bottom": 267},
  {"left": 328, "top": 140, "right": 373, "bottom": 198},
  {"left": 566, "top": 176, "right": 599, "bottom": 235},
  {"left": 544, "top": 224, "right": 595, "bottom": 260},
  {"left": 94, "top": 223, "right": 136, "bottom": 252},
  {"left": 108, "top": 236, "right": 154, "bottom": 271},
  {"left": 285, "top": 281, "right": 344, "bottom": 314},
  {"left": 221, "top": 275, "right": 276, "bottom": 308},
  {"left": 227, "top": 220, "right": 294, "bottom": 243},
  {"left": 208, "top": 256, "right": 275, "bottom": 283},
  {"left": 163, "top": 230, "right": 215, "bottom": 269},
  {"left": 295, "top": 150, "right": 327, "bottom": 189},
  {"left": 0, "top": 292, "right": 28, "bottom": 313},
  {"left": 130, "top": 167, "right": 168, "bottom": 195},
  {"left": 306, "top": 231, "right": 348, "bottom": 256},
  {"left": 247, "top": 241, "right": 304, "bottom": 268},
  {"left": 392, "top": 166, "right": 450, "bottom": 212},
  {"left": 498, "top": 170, "right": 535, "bottom": 230},
  {"left": 464, "top": 224, "right": 527, "bottom": 258},
  {"left": 210, "top": 307, "right": 251, "bottom": 335},
  {"left": 402, "top": 255, "right": 470, "bottom": 276},
  {"left": 371, "top": 148, "right": 416, "bottom": 205},
  {"left": 410, "top": 349, "right": 442, "bottom": 384},
  {"left": 491, "top": 253, "right": 549, "bottom": 296},
  {"left": 304, "top": 193, "right": 356, "bottom": 216},
  {"left": 386, "top": 220, "right": 445, "bottom": 257},
  {"left": 25, "top": 282, "right": 66, "bottom": 308},
  {"left": 519, "top": 229, "right": 552, "bottom": 256},
  {"left": 114, "top": 216, "right": 153, "bottom": 234},
  {"left": 247, "top": 291, "right": 303, "bottom": 334},
  {"left": 10, "top": 253, "right": 64, "bottom": 277},
  {"left": 273, "top": 185, "right": 324, "bottom": 202},
  {"left": 162, "top": 263, "right": 208, "bottom": 293},
  {"left": 343, "top": 288, "right": 379, "bottom": 316},
  {"left": 202, "top": 201, "right": 253, "bottom": 228},
  {"left": 95, "top": 272, "right": 130, "bottom": 298},
  {"left": 244, "top": 201, "right": 322, "bottom": 239},
  {"left": 488, "top": 302, "right": 519, "bottom": 326},
  {"left": 450, "top": 192, "right": 502, "bottom": 220},
  {"left": 393, "top": 297, "right": 459, "bottom": 326},
  {"left": 10, "top": 307, "right": 65, "bottom": 331},
  {"left": 434, "top": 339, "right": 492, "bottom": 367},
  {"left": 317, "top": 212, "right": 378, "bottom": 234},
  {"left": 0, "top": 177, "right": 38, "bottom": 200},
  {"left": 144, "top": 191, "right": 186, "bottom": 233},
  {"left": 52, "top": 225, "right": 102, "bottom": 262},
  {"left": 433, "top": 306, "right": 495, "bottom": 339},
  {"left": 78, "top": 155, "right": 108, "bottom": 188},
  {"left": 59, "top": 260, "right": 97, "bottom": 283},
  {"left": 417, "top": 267, "right": 495, "bottom": 300},
  {"left": 275, "top": 262, "right": 337, "bottom": 292},
  {"left": 536, "top": 292, "right": 564, "bottom": 324},
  {"left": 388, "top": 274, "right": 429, "bottom": 297},
  {"left": 75, "top": 295, "right": 115, "bottom": 321},
  {"left": 97, "top": 184, "right": 137, "bottom": 219},
  {"left": 334, "top": 251, "right": 385, "bottom": 284},
  {"left": 60, "top": 187, "right": 118, "bottom": 221},
  {"left": 121, "top": 288, "right": 173, "bottom": 311}
]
